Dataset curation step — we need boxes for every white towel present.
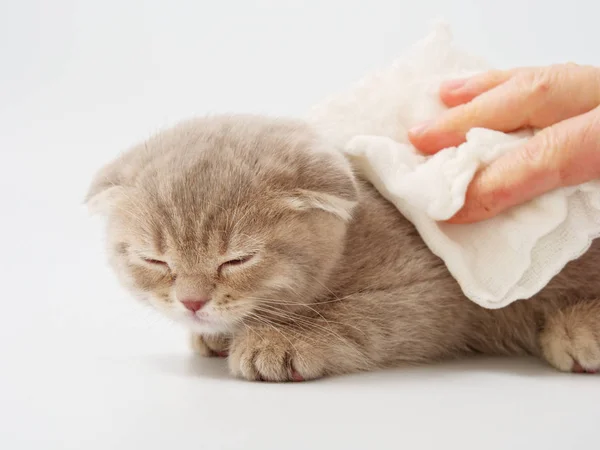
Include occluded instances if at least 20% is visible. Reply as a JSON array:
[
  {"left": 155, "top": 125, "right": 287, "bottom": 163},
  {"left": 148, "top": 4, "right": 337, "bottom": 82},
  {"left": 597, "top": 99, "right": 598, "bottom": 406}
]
[{"left": 308, "top": 22, "right": 600, "bottom": 309}]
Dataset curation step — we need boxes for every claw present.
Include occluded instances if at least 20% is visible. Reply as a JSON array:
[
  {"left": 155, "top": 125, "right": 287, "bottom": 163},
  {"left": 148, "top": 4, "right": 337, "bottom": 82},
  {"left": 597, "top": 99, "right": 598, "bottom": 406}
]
[
  {"left": 572, "top": 361, "right": 598, "bottom": 374},
  {"left": 291, "top": 370, "right": 305, "bottom": 382}
]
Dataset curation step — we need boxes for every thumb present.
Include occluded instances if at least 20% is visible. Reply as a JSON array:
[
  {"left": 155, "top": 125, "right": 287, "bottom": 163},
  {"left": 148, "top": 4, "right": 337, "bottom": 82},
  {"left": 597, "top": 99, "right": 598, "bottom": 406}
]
[{"left": 448, "top": 106, "right": 600, "bottom": 224}]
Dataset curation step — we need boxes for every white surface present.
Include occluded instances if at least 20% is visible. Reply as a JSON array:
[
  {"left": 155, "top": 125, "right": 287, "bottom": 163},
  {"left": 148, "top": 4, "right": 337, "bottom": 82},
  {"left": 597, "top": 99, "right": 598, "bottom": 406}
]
[
  {"left": 322, "top": 24, "right": 600, "bottom": 308},
  {"left": 1, "top": 1, "right": 599, "bottom": 449}
]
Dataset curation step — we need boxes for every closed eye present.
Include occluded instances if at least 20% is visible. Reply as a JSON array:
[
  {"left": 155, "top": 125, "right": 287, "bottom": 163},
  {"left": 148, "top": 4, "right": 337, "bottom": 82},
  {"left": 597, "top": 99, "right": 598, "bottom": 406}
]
[
  {"left": 142, "top": 257, "right": 169, "bottom": 268},
  {"left": 218, "top": 254, "right": 255, "bottom": 274}
]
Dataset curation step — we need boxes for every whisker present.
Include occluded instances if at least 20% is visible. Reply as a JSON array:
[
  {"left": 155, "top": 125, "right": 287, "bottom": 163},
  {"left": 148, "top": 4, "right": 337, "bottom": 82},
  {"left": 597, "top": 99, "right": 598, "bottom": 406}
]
[
  {"left": 243, "top": 311, "right": 308, "bottom": 370},
  {"left": 251, "top": 304, "right": 362, "bottom": 349},
  {"left": 244, "top": 296, "right": 368, "bottom": 337}
]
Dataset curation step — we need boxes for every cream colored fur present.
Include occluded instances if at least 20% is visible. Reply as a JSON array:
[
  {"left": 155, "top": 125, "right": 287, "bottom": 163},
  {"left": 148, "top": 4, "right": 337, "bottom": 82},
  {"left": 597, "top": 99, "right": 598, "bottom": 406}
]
[{"left": 87, "top": 115, "right": 600, "bottom": 381}]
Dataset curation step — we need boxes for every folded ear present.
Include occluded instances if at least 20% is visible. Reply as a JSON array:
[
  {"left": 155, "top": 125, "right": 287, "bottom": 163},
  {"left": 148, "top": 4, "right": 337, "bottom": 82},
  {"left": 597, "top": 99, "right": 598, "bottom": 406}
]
[
  {"left": 85, "top": 139, "right": 158, "bottom": 215},
  {"left": 85, "top": 182, "right": 126, "bottom": 216},
  {"left": 283, "top": 151, "right": 359, "bottom": 221},
  {"left": 285, "top": 189, "right": 357, "bottom": 221},
  {"left": 85, "top": 154, "right": 132, "bottom": 216}
]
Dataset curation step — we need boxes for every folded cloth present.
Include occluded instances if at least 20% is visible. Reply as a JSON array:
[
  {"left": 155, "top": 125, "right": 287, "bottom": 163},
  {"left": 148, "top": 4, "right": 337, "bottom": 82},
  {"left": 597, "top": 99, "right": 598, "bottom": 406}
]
[{"left": 307, "top": 21, "right": 600, "bottom": 309}]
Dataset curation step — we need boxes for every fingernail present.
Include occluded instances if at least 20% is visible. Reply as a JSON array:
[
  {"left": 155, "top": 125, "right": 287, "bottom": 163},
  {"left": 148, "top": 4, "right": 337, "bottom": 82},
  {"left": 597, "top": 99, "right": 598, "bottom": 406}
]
[
  {"left": 445, "top": 209, "right": 472, "bottom": 224},
  {"left": 443, "top": 77, "right": 468, "bottom": 92},
  {"left": 409, "top": 120, "right": 432, "bottom": 136}
]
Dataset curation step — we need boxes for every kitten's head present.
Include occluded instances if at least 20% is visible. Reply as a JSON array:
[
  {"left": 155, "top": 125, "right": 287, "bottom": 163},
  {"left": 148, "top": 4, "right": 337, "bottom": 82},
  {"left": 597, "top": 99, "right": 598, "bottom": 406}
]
[{"left": 87, "top": 115, "right": 357, "bottom": 334}]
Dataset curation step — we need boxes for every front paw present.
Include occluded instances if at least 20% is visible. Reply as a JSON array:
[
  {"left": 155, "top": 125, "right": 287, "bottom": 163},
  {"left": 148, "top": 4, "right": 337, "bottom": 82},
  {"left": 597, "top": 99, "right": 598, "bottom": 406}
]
[
  {"left": 190, "top": 333, "right": 230, "bottom": 358},
  {"left": 228, "top": 328, "right": 327, "bottom": 382},
  {"left": 540, "top": 304, "right": 600, "bottom": 374}
]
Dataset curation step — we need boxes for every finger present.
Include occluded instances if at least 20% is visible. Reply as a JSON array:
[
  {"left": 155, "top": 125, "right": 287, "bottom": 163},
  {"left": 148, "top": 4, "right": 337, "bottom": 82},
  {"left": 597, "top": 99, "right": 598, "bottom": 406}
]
[
  {"left": 440, "top": 70, "right": 513, "bottom": 107},
  {"left": 410, "top": 64, "right": 600, "bottom": 155},
  {"left": 409, "top": 79, "right": 533, "bottom": 154},
  {"left": 447, "top": 106, "right": 600, "bottom": 224}
]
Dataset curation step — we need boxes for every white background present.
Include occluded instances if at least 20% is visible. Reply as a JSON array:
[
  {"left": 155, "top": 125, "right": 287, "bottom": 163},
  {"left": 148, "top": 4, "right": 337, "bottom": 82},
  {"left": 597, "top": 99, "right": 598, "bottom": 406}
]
[{"left": 2, "top": 1, "right": 599, "bottom": 449}]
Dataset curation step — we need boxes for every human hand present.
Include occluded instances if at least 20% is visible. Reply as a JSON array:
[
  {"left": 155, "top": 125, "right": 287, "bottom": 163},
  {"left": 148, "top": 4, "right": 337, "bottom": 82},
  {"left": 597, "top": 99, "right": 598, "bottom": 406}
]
[{"left": 408, "top": 64, "right": 600, "bottom": 223}]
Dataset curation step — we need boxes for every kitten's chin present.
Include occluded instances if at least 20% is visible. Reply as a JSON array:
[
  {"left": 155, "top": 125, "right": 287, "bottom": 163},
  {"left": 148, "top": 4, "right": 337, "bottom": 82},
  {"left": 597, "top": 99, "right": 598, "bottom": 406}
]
[
  {"left": 144, "top": 295, "right": 234, "bottom": 335},
  {"left": 179, "top": 315, "right": 233, "bottom": 335}
]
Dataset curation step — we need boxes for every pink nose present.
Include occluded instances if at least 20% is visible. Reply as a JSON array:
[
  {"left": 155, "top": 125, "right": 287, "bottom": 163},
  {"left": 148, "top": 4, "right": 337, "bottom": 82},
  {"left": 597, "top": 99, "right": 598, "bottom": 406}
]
[{"left": 181, "top": 298, "right": 209, "bottom": 312}]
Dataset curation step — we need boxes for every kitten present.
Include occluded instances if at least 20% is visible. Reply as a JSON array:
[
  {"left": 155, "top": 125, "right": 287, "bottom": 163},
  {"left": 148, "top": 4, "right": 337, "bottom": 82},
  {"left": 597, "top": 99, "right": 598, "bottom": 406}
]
[{"left": 87, "top": 114, "right": 600, "bottom": 381}]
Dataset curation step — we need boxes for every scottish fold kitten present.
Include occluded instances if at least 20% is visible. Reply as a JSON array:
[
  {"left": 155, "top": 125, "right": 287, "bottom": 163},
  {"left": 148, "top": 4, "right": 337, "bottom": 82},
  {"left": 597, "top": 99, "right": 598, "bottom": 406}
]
[{"left": 87, "top": 115, "right": 600, "bottom": 380}]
